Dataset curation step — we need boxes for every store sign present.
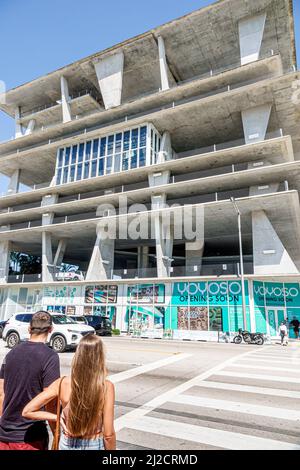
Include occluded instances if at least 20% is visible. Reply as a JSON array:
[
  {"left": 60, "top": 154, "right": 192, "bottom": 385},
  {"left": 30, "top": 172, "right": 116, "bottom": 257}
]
[
  {"left": 253, "top": 282, "right": 300, "bottom": 307},
  {"left": 172, "top": 281, "right": 248, "bottom": 306}
]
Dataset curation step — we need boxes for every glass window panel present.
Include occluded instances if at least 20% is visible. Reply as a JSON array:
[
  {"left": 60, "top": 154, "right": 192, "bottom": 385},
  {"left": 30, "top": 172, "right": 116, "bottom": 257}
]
[
  {"left": 140, "top": 126, "right": 147, "bottom": 147},
  {"left": 131, "top": 129, "right": 138, "bottom": 149},
  {"left": 98, "top": 158, "right": 104, "bottom": 176},
  {"left": 65, "top": 147, "right": 71, "bottom": 166},
  {"left": 76, "top": 164, "right": 83, "bottom": 181},
  {"left": 115, "top": 133, "right": 122, "bottom": 153},
  {"left": 56, "top": 169, "right": 62, "bottom": 185},
  {"left": 85, "top": 141, "right": 92, "bottom": 160},
  {"left": 78, "top": 143, "right": 84, "bottom": 163},
  {"left": 100, "top": 137, "right": 107, "bottom": 157},
  {"left": 63, "top": 167, "right": 69, "bottom": 184},
  {"left": 139, "top": 148, "right": 146, "bottom": 167},
  {"left": 92, "top": 139, "right": 99, "bottom": 159},
  {"left": 114, "top": 154, "right": 121, "bottom": 173},
  {"left": 71, "top": 145, "right": 78, "bottom": 165},
  {"left": 91, "top": 160, "right": 97, "bottom": 178},
  {"left": 122, "top": 152, "right": 129, "bottom": 171},
  {"left": 123, "top": 131, "right": 130, "bottom": 151},
  {"left": 58, "top": 148, "right": 64, "bottom": 167},
  {"left": 154, "top": 134, "right": 157, "bottom": 153},
  {"left": 70, "top": 165, "right": 76, "bottom": 182},
  {"left": 84, "top": 162, "right": 90, "bottom": 179},
  {"left": 131, "top": 150, "right": 138, "bottom": 169},
  {"left": 107, "top": 136, "right": 114, "bottom": 155},
  {"left": 151, "top": 129, "right": 154, "bottom": 149},
  {"left": 106, "top": 155, "right": 113, "bottom": 174}
]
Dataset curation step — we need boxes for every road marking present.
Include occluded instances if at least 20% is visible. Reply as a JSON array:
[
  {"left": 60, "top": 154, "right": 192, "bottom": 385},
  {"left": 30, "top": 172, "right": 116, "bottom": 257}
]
[
  {"left": 109, "top": 353, "right": 191, "bottom": 384},
  {"left": 126, "top": 416, "right": 300, "bottom": 450},
  {"left": 196, "top": 381, "right": 300, "bottom": 399},
  {"left": 171, "top": 394, "right": 300, "bottom": 421},
  {"left": 114, "top": 348, "right": 259, "bottom": 431},
  {"left": 230, "top": 363, "right": 300, "bottom": 373},
  {"left": 215, "top": 371, "right": 300, "bottom": 384},
  {"left": 237, "top": 357, "right": 299, "bottom": 365},
  {"left": 107, "top": 360, "right": 143, "bottom": 366}
]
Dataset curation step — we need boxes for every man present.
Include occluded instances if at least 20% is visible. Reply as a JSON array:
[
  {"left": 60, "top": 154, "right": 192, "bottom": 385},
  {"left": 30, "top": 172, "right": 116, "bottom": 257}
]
[
  {"left": 290, "top": 317, "right": 300, "bottom": 339},
  {"left": 279, "top": 321, "right": 288, "bottom": 346},
  {"left": 0, "top": 311, "right": 60, "bottom": 450}
]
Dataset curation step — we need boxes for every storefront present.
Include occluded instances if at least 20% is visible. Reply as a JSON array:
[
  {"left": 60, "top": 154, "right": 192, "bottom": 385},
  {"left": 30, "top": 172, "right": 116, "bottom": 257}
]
[{"left": 1, "top": 279, "right": 300, "bottom": 341}]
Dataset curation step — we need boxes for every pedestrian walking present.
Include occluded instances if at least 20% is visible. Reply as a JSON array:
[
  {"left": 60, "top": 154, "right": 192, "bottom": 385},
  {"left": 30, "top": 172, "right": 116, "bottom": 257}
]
[
  {"left": 0, "top": 311, "right": 60, "bottom": 450},
  {"left": 290, "top": 317, "right": 300, "bottom": 339},
  {"left": 23, "top": 334, "right": 116, "bottom": 451},
  {"left": 279, "top": 321, "right": 288, "bottom": 346}
]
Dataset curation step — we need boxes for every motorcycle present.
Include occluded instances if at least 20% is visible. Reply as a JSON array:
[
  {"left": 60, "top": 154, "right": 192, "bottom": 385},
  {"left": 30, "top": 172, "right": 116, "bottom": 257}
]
[{"left": 233, "top": 329, "right": 264, "bottom": 345}]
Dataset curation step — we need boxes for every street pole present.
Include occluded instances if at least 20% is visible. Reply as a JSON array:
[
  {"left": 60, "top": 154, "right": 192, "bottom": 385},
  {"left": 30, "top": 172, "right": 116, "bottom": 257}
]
[{"left": 231, "top": 197, "right": 247, "bottom": 330}]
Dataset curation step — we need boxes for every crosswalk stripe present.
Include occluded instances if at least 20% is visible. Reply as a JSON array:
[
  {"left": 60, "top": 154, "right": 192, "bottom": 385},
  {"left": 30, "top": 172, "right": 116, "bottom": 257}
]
[
  {"left": 125, "top": 416, "right": 300, "bottom": 450},
  {"left": 171, "top": 394, "right": 300, "bottom": 421},
  {"left": 237, "top": 357, "right": 299, "bottom": 365},
  {"left": 230, "top": 364, "right": 299, "bottom": 373},
  {"left": 196, "top": 381, "right": 300, "bottom": 398},
  {"left": 109, "top": 353, "right": 192, "bottom": 384},
  {"left": 114, "top": 348, "right": 257, "bottom": 432},
  {"left": 215, "top": 371, "right": 300, "bottom": 384}
]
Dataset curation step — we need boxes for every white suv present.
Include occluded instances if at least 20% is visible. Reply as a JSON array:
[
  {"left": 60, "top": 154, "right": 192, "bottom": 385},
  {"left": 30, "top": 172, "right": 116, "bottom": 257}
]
[
  {"left": 2, "top": 313, "right": 95, "bottom": 353},
  {"left": 55, "top": 271, "right": 85, "bottom": 281}
]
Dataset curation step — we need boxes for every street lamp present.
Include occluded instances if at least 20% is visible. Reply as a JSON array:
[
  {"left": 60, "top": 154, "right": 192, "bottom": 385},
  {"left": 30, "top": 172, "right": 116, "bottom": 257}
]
[{"left": 230, "top": 197, "right": 247, "bottom": 330}]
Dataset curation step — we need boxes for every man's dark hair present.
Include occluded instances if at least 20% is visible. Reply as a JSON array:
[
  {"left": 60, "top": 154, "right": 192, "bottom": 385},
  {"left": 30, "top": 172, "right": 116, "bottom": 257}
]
[{"left": 30, "top": 311, "right": 52, "bottom": 335}]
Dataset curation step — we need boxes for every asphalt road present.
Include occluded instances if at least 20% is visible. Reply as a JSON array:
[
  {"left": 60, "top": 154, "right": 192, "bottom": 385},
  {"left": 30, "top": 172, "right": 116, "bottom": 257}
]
[{"left": 1, "top": 337, "right": 300, "bottom": 450}]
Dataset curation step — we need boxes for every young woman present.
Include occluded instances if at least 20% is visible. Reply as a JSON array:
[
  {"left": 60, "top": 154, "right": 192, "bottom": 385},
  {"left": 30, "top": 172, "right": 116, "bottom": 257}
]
[{"left": 22, "top": 334, "right": 116, "bottom": 450}]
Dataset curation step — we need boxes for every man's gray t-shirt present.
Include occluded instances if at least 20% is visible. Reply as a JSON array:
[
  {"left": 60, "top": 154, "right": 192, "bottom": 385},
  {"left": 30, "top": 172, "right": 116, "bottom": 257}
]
[{"left": 0, "top": 341, "right": 60, "bottom": 443}]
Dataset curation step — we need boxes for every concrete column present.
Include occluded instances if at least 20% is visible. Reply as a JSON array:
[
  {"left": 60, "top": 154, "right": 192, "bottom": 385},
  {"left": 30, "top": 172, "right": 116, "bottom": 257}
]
[
  {"left": 0, "top": 241, "right": 10, "bottom": 282},
  {"left": 94, "top": 52, "right": 124, "bottom": 110},
  {"left": 60, "top": 76, "right": 72, "bottom": 123},
  {"left": 252, "top": 210, "right": 298, "bottom": 275},
  {"left": 157, "top": 131, "right": 173, "bottom": 163},
  {"left": 158, "top": 36, "right": 170, "bottom": 91},
  {"left": 238, "top": 13, "right": 267, "bottom": 65},
  {"left": 53, "top": 239, "right": 67, "bottom": 269},
  {"left": 151, "top": 193, "right": 173, "bottom": 278},
  {"left": 138, "top": 246, "right": 149, "bottom": 277},
  {"left": 7, "top": 169, "right": 20, "bottom": 195},
  {"left": 42, "top": 232, "right": 54, "bottom": 282},
  {"left": 86, "top": 226, "right": 115, "bottom": 280},
  {"left": 185, "top": 240, "right": 204, "bottom": 277},
  {"left": 242, "top": 104, "right": 272, "bottom": 144},
  {"left": 24, "top": 119, "right": 36, "bottom": 136},
  {"left": 41, "top": 194, "right": 58, "bottom": 225},
  {"left": 148, "top": 170, "right": 170, "bottom": 188},
  {"left": 14, "top": 107, "right": 23, "bottom": 139}
]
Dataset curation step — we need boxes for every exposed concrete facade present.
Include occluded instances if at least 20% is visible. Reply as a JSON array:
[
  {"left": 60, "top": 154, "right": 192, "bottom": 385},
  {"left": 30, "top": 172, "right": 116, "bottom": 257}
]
[{"left": 0, "top": 0, "right": 298, "bottom": 290}]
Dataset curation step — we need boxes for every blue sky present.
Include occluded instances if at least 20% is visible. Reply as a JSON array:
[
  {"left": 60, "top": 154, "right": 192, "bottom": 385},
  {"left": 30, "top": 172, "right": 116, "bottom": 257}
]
[{"left": 0, "top": 0, "right": 299, "bottom": 191}]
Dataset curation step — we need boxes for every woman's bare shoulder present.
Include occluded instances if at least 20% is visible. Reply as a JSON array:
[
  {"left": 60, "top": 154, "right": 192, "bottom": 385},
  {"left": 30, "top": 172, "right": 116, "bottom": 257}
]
[{"left": 105, "top": 379, "right": 115, "bottom": 391}]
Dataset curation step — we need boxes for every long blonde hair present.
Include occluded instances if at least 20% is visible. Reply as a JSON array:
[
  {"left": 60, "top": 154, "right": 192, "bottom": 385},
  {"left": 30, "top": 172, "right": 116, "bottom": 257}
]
[{"left": 68, "top": 334, "right": 106, "bottom": 438}]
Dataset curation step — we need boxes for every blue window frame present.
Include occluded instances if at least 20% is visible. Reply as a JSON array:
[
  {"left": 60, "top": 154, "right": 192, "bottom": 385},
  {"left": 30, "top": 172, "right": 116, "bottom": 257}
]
[
  {"left": 85, "top": 141, "right": 92, "bottom": 161},
  {"left": 100, "top": 137, "right": 106, "bottom": 157},
  {"left": 78, "top": 143, "right": 84, "bottom": 163},
  {"left": 93, "top": 139, "right": 99, "bottom": 159},
  {"left": 123, "top": 131, "right": 130, "bottom": 151},
  {"left": 84, "top": 162, "right": 90, "bottom": 179},
  {"left": 76, "top": 164, "right": 83, "bottom": 180},
  {"left": 98, "top": 158, "right": 104, "bottom": 176},
  {"left": 71, "top": 145, "right": 78, "bottom": 165},
  {"left": 65, "top": 147, "right": 71, "bottom": 166},
  {"left": 91, "top": 160, "right": 97, "bottom": 178},
  {"left": 131, "top": 129, "right": 138, "bottom": 149},
  {"left": 58, "top": 149, "right": 64, "bottom": 167}
]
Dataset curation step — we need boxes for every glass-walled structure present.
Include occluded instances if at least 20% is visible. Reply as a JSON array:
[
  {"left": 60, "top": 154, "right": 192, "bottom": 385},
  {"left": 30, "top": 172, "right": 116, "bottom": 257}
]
[{"left": 55, "top": 123, "right": 162, "bottom": 185}]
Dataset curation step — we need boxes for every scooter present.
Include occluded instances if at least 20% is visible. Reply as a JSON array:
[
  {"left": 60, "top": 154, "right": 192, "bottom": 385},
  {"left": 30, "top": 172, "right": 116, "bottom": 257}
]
[{"left": 233, "top": 329, "right": 264, "bottom": 345}]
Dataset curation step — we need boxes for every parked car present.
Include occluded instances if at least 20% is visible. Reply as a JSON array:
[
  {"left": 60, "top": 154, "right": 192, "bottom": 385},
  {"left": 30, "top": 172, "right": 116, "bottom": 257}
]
[
  {"left": 84, "top": 315, "right": 112, "bottom": 336},
  {"left": 2, "top": 313, "right": 95, "bottom": 353},
  {"left": 55, "top": 271, "right": 85, "bottom": 282},
  {"left": 0, "top": 320, "right": 8, "bottom": 339}
]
